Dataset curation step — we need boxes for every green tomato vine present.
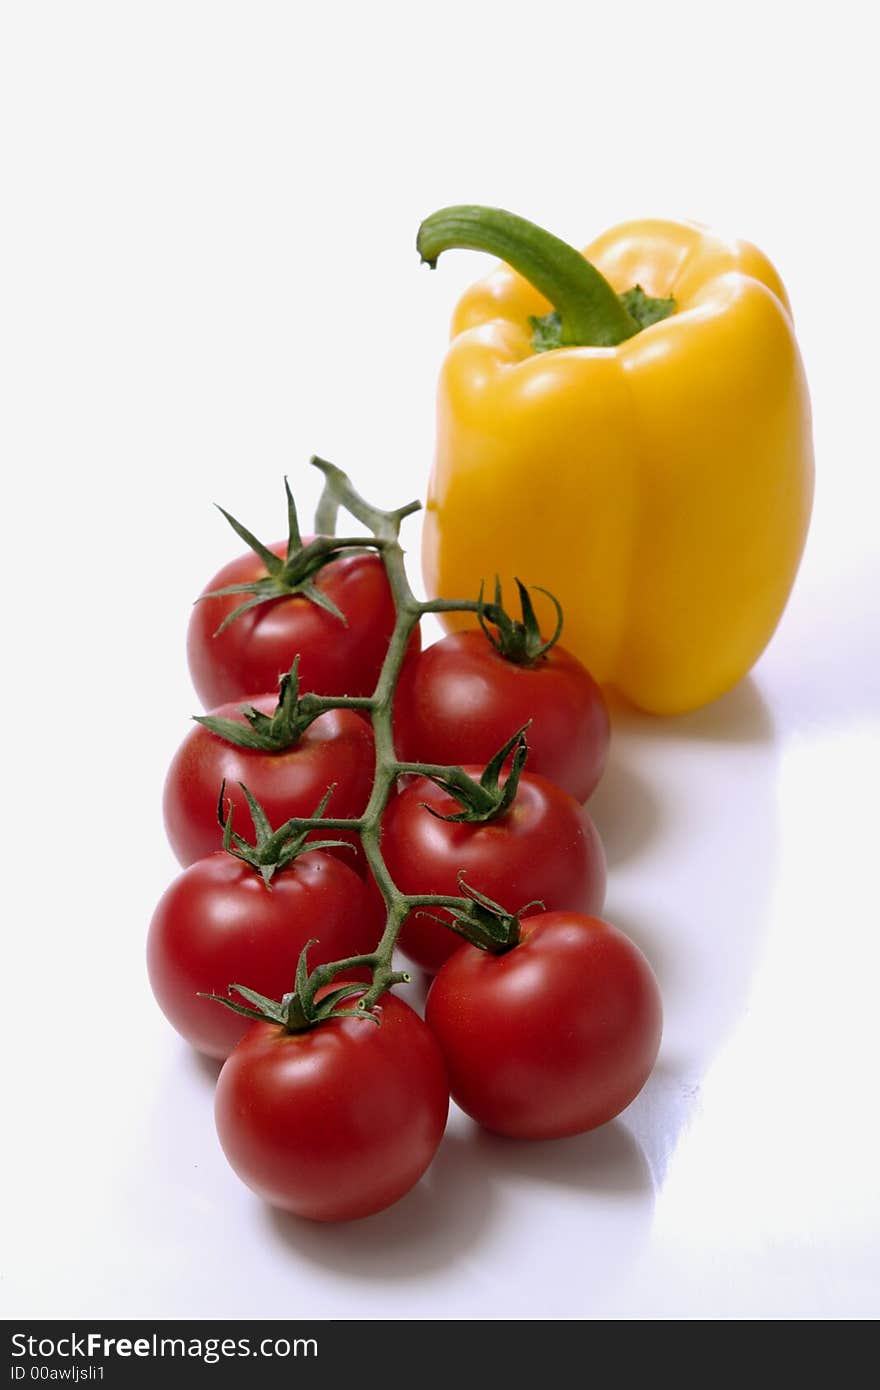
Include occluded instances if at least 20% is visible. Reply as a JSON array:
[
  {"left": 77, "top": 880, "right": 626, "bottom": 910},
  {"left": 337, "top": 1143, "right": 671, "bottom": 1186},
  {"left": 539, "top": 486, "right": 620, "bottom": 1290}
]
[{"left": 205, "top": 457, "right": 539, "bottom": 1032}]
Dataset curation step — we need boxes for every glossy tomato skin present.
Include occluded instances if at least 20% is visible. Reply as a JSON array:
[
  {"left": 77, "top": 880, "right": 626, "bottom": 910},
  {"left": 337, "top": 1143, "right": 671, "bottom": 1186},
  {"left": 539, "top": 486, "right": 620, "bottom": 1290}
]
[
  {"left": 394, "top": 631, "right": 609, "bottom": 803},
  {"left": 381, "top": 769, "right": 606, "bottom": 973},
  {"left": 215, "top": 994, "right": 449, "bottom": 1220},
  {"left": 163, "top": 697, "right": 374, "bottom": 871},
  {"left": 426, "top": 913, "right": 662, "bottom": 1140},
  {"left": 188, "top": 541, "right": 419, "bottom": 709},
  {"left": 147, "top": 852, "right": 383, "bottom": 1060}
]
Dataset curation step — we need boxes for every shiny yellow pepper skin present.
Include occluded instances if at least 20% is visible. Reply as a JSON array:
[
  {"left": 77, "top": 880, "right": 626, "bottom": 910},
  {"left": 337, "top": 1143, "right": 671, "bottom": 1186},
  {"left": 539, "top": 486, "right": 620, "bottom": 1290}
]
[{"left": 419, "top": 208, "right": 813, "bottom": 716}]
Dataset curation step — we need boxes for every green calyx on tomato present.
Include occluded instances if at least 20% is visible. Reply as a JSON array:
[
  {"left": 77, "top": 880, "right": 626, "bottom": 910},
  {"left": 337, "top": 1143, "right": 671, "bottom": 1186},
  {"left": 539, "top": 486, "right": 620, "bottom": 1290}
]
[
  {"left": 417, "top": 877, "right": 535, "bottom": 954},
  {"left": 157, "top": 458, "right": 660, "bottom": 1225},
  {"left": 217, "top": 780, "right": 351, "bottom": 888},
  {"left": 478, "top": 578, "right": 563, "bottom": 667},
  {"left": 203, "top": 939, "right": 408, "bottom": 1033},
  {"left": 194, "top": 655, "right": 330, "bottom": 752},
  {"left": 402, "top": 724, "right": 531, "bottom": 825},
  {"left": 200, "top": 475, "right": 386, "bottom": 634},
  {"left": 187, "top": 461, "right": 609, "bottom": 1033}
]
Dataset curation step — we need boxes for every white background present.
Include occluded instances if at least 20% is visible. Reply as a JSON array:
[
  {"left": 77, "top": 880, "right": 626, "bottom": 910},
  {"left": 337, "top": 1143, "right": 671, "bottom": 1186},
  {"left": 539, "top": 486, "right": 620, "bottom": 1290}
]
[{"left": 2, "top": 0, "right": 878, "bottom": 1321}]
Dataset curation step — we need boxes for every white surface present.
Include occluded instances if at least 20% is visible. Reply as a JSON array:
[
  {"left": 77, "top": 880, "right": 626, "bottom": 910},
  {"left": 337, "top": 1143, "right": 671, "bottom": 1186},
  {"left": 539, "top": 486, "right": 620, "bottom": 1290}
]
[{"left": 2, "top": 1, "right": 878, "bottom": 1322}]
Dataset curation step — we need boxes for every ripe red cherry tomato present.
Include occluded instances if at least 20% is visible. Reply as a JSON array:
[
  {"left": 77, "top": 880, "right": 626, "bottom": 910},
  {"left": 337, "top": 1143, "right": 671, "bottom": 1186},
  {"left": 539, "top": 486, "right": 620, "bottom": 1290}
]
[
  {"left": 381, "top": 769, "right": 606, "bottom": 973},
  {"left": 147, "top": 851, "right": 383, "bottom": 1060},
  {"left": 394, "top": 630, "right": 609, "bottom": 803},
  {"left": 214, "top": 994, "right": 449, "bottom": 1220},
  {"left": 426, "top": 912, "right": 662, "bottom": 1140},
  {"left": 163, "top": 698, "right": 374, "bottom": 870},
  {"left": 188, "top": 542, "right": 419, "bottom": 709}
]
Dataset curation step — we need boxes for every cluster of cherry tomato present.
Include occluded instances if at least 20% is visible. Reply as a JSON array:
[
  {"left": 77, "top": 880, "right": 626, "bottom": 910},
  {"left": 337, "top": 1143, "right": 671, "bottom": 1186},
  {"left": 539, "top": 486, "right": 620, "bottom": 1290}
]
[{"left": 147, "top": 481, "right": 662, "bottom": 1223}]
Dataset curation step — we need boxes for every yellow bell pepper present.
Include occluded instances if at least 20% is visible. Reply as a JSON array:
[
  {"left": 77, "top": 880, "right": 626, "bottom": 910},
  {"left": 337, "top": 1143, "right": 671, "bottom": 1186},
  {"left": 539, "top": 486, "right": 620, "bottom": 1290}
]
[{"left": 418, "top": 206, "right": 813, "bottom": 715}]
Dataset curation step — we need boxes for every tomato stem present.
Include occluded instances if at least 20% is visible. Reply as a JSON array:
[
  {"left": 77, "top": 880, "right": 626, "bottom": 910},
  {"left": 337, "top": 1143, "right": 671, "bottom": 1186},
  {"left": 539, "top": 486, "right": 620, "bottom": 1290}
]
[
  {"left": 208, "top": 459, "right": 529, "bottom": 1032},
  {"left": 394, "top": 724, "right": 529, "bottom": 824}
]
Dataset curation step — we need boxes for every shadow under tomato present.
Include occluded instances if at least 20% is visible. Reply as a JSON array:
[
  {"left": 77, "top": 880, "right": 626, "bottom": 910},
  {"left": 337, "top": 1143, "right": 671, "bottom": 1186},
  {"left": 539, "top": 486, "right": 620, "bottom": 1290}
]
[
  {"left": 188, "top": 1048, "right": 223, "bottom": 1084},
  {"left": 594, "top": 673, "right": 781, "bottom": 1202},
  {"left": 589, "top": 681, "right": 775, "bottom": 873},
  {"left": 587, "top": 755, "right": 664, "bottom": 869},
  {"left": 264, "top": 1123, "right": 495, "bottom": 1278},
  {"left": 462, "top": 1113, "right": 655, "bottom": 1317},
  {"left": 470, "top": 1114, "right": 653, "bottom": 1198}
]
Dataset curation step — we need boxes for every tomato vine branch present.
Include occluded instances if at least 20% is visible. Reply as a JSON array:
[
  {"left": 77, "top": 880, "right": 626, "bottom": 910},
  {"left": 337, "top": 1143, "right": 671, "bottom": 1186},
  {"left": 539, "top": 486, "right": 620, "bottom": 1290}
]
[{"left": 213, "top": 458, "right": 528, "bottom": 1030}]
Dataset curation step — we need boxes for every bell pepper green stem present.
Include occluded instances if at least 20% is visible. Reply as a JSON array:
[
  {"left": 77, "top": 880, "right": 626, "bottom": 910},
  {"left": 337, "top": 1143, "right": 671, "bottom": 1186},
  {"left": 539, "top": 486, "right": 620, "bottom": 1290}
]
[{"left": 417, "top": 204, "right": 641, "bottom": 348}]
